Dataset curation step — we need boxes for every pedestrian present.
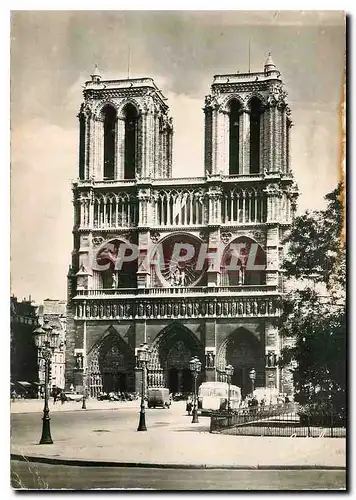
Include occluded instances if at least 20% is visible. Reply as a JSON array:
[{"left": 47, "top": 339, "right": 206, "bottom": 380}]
[
  {"left": 60, "top": 391, "right": 66, "bottom": 405},
  {"left": 186, "top": 395, "right": 193, "bottom": 415}
]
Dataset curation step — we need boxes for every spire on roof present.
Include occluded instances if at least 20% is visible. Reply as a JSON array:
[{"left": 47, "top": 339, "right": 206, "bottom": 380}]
[
  {"left": 264, "top": 52, "right": 279, "bottom": 76},
  {"left": 91, "top": 64, "right": 101, "bottom": 82}
]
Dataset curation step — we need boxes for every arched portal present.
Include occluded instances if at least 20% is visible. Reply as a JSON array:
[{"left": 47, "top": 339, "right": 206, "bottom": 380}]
[
  {"left": 88, "top": 328, "right": 135, "bottom": 398},
  {"left": 148, "top": 323, "right": 204, "bottom": 394},
  {"left": 216, "top": 327, "right": 263, "bottom": 397}
]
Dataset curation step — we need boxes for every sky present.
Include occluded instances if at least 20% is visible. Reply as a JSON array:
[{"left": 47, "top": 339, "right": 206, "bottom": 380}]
[{"left": 10, "top": 10, "right": 345, "bottom": 303}]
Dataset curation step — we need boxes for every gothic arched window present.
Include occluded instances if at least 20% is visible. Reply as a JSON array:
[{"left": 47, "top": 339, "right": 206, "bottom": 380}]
[
  {"left": 229, "top": 100, "right": 242, "bottom": 175},
  {"left": 124, "top": 104, "right": 139, "bottom": 180},
  {"left": 103, "top": 106, "right": 117, "bottom": 180},
  {"left": 249, "top": 98, "right": 263, "bottom": 174}
]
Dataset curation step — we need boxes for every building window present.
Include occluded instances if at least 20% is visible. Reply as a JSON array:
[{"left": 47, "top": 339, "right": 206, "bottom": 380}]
[
  {"left": 249, "top": 98, "right": 262, "bottom": 174},
  {"left": 124, "top": 104, "right": 139, "bottom": 180},
  {"left": 103, "top": 106, "right": 117, "bottom": 180},
  {"left": 229, "top": 100, "right": 242, "bottom": 175}
]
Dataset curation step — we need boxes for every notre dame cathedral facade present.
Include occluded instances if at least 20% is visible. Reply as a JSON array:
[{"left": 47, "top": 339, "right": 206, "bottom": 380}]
[{"left": 65, "top": 54, "right": 298, "bottom": 398}]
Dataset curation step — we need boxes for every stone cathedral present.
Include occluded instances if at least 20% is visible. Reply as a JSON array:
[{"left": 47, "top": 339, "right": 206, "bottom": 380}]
[{"left": 65, "top": 54, "right": 298, "bottom": 398}]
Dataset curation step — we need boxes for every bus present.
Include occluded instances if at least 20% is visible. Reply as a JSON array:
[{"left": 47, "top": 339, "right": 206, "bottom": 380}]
[{"left": 198, "top": 381, "right": 242, "bottom": 415}]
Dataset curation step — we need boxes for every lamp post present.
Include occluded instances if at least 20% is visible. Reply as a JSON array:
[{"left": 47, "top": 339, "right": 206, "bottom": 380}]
[
  {"left": 82, "top": 363, "right": 87, "bottom": 410},
  {"left": 33, "top": 320, "right": 60, "bottom": 444},
  {"left": 249, "top": 368, "right": 256, "bottom": 396},
  {"left": 189, "top": 356, "right": 202, "bottom": 424},
  {"left": 225, "top": 364, "right": 234, "bottom": 413},
  {"left": 137, "top": 343, "right": 150, "bottom": 432}
]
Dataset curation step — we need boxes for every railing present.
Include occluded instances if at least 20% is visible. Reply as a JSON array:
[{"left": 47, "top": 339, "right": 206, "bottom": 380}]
[
  {"left": 76, "top": 285, "right": 278, "bottom": 297},
  {"left": 210, "top": 403, "right": 346, "bottom": 438},
  {"left": 213, "top": 72, "right": 267, "bottom": 84}
]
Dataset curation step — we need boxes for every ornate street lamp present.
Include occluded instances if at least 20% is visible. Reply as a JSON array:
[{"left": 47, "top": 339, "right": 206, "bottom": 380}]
[
  {"left": 249, "top": 368, "right": 256, "bottom": 396},
  {"left": 189, "top": 356, "right": 202, "bottom": 424},
  {"left": 137, "top": 343, "right": 150, "bottom": 432},
  {"left": 225, "top": 364, "right": 234, "bottom": 413},
  {"left": 33, "top": 320, "right": 60, "bottom": 444},
  {"left": 268, "top": 372, "right": 275, "bottom": 406}
]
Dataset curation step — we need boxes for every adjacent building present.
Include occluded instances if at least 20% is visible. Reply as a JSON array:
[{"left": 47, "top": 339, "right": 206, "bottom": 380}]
[
  {"left": 10, "top": 296, "right": 67, "bottom": 396},
  {"left": 65, "top": 55, "right": 298, "bottom": 398},
  {"left": 10, "top": 295, "right": 40, "bottom": 396},
  {"left": 39, "top": 299, "right": 67, "bottom": 391}
]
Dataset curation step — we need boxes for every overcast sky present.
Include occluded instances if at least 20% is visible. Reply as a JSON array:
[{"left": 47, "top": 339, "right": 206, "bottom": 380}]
[{"left": 10, "top": 10, "right": 345, "bottom": 302}]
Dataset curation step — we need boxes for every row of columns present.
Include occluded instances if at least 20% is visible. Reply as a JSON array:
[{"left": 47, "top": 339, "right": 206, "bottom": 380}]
[
  {"left": 76, "top": 187, "right": 295, "bottom": 229},
  {"left": 80, "top": 109, "right": 173, "bottom": 182},
  {"left": 208, "top": 104, "right": 291, "bottom": 176}
]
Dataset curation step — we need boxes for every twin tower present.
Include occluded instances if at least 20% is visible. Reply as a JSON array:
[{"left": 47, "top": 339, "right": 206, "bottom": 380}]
[
  {"left": 78, "top": 54, "right": 292, "bottom": 183},
  {"left": 66, "top": 54, "right": 298, "bottom": 398}
]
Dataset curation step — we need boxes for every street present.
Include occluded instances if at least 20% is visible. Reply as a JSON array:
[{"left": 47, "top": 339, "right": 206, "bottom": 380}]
[
  {"left": 10, "top": 401, "right": 346, "bottom": 490},
  {"left": 11, "top": 461, "right": 346, "bottom": 490},
  {"left": 11, "top": 400, "right": 210, "bottom": 446}
]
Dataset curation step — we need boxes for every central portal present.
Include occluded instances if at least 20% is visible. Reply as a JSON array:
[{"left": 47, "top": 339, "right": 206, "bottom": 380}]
[
  {"left": 165, "top": 340, "right": 193, "bottom": 394},
  {"left": 167, "top": 367, "right": 193, "bottom": 394},
  {"left": 148, "top": 323, "right": 204, "bottom": 394}
]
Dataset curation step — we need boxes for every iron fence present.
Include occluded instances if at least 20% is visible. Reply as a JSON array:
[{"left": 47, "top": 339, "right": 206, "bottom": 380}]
[{"left": 210, "top": 403, "right": 346, "bottom": 438}]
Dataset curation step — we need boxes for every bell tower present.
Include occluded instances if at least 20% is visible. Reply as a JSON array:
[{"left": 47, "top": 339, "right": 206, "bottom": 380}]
[
  {"left": 78, "top": 65, "right": 173, "bottom": 181},
  {"left": 204, "top": 53, "right": 292, "bottom": 177}
]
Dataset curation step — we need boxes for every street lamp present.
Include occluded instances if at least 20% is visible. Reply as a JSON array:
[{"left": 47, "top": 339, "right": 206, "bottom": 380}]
[
  {"left": 33, "top": 320, "right": 60, "bottom": 444},
  {"left": 189, "top": 356, "right": 202, "bottom": 424},
  {"left": 82, "top": 362, "right": 87, "bottom": 410},
  {"left": 225, "top": 364, "right": 234, "bottom": 413},
  {"left": 249, "top": 368, "right": 256, "bottom": 396},
  {"left": 137, "top": 343, "right": 150, "bottom": 432}
]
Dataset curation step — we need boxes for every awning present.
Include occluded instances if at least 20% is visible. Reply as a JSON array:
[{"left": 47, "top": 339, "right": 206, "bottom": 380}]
[{"left": 16, "top": 381, "right": 32, "bottom": 387}]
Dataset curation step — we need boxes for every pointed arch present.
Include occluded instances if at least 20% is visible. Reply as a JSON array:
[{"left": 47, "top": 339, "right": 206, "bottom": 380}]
[
  {"left": 228, "top": 98, "right": 243, "bottom": 175},
  {"left": 88, "top": 326, "right": 135, "bottom": 396},
  {"left": 220, "top": 235, "right": 266, "bottom": 286},
  {"left": 148, "top": 322, "right": 204, "bottom": 392},
  {"left": 216, "top": 326, "right": 262, "bottom": 396},
  {"left": 249, "top": 97, "right": 263, "bottom": 174},
  {"left": 121, "top": 103, "right": 139, "bottom": 180},
  {"left": 102, "top": 104, "right": 117, "bottom": 180}
]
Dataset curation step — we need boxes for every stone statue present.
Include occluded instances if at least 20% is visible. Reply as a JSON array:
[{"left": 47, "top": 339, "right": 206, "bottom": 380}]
[
  {"left": 206, "top": 351, "right": 214, "bottom": 368},
  {"left": 267, "top": 351, "right": 276, "bottom": 367}
]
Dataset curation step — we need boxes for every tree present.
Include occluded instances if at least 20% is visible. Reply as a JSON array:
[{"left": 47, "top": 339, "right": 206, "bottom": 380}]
[{"left": 279, "top": 182, "right": 346, "bottom": 413}]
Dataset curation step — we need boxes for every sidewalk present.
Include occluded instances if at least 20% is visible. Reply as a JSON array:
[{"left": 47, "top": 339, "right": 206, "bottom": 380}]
[
  {"left": 10, "top": 399, "right": 138, "bottom": 413},
  {"left": 11, "top": 402, "right": 346, "bottom": 469}
]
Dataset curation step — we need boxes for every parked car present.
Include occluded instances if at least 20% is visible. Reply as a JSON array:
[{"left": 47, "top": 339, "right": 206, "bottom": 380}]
[
  {"left": 147, "top": 388, "right": 171, "bottom": 409},
  {"left": 64, "top": 392, "right": 83, "bottom": 402}
]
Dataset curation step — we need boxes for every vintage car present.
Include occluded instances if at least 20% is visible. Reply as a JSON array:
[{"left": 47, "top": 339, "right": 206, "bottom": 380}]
[
  {"left": 63, "top": 392, "right": 84, "bottom": 402},
  {"left": 147, "top": 387, "right": 171, "bottom": 409}
]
